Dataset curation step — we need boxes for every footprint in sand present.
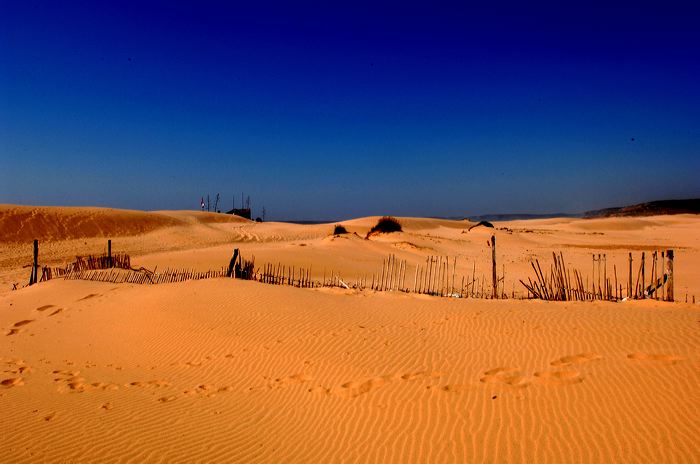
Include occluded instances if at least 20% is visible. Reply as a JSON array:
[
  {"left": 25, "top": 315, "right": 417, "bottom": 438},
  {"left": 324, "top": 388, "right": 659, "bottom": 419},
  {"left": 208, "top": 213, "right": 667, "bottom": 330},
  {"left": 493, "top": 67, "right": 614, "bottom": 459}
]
[
  {"left": 627, "top": 353, "right": 685, "bottom": 364},
  {"left": 52, "top": 371, "right": 87, "bottom": 392},
  {"left": 480, "top": 367, "right": 530, "bottom": 388},
  {"left": 550, "top": 353, "right": 602, "bottom": 367},
  {"left": 3, "top": 365, "right": 31, "bottom": 375},
  {"left": 440, "top": 384, "right": 471, "bottom": 393},
  {"left": 1, "top": 377, "right": 24, "bottom": 388},
  {"left": 128, "top": 380, "right": 172, "bottom": 389},
  {"left": 311, "top": 371, "right": 442, "bottom": 398},
  {"left": 158, "top": 395, "right": 178, "bottom": 403},
  {"left": 533, "top": 370, "right": 583, "bottom": 386},
  {"left": 6, "top": 319, "right": 35, "bottom": 336},
  {"left": 36, "top": 305, "right": 55, "bottom": 312},
  {"left": 184, "top": 384, "right": 234, "bottom": 398},
  {"left": 53, "top": 370, "right": 120, "bottom": 393},
  {"left": 1, "top": 359, "right": 30, "bottom": 384},
  {"left": 268, "top": 373, "right": 313, "bottom": 389},
  {"left": 101, "top": 402, "right": 114, "bottom": 410},
  {"left": 79, "top": 294, "right": 100, "bottom": 301},
  {"left": 400, "top": 371, "right": 442, "bottom": 381},
  {"left": 333, "top": 376, "right": 391, "bottom": 398},
  {"left": 49, "top": 308, "right": 64, "bottom": 317}
]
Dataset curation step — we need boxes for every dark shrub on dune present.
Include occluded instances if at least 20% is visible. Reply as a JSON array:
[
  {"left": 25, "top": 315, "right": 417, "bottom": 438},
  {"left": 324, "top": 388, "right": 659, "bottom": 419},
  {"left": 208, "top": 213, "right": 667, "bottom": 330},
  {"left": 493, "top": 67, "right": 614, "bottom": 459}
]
[
  {"left": 366, "top": 216, "right": 402, "bottom": 238},
  {"left": 332, "top": 224, "right": 349, "bottom": 235}
]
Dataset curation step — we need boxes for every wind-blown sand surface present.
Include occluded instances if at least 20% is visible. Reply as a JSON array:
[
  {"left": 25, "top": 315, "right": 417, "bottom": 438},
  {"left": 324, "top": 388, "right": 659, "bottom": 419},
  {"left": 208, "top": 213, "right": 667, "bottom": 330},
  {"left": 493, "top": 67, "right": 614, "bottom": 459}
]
[{"left": 1, "top": 205, "right": 699, "bottom": 462}]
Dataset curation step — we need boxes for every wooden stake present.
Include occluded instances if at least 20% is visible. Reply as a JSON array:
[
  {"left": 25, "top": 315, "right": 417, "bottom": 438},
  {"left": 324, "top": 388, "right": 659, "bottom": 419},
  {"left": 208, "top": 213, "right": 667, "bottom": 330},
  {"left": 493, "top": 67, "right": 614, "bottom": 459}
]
[
  {"left": 491, "top": 235, "right": 497, "bottom": 298},
  {"left": 641, "top": 251, "right": 647, "bottom": 298},
  {"left": 601, "top": 255, "right": 606, "bottom": 299},
  {"left": 653, "top": 251, "right": 658, "bottom": 300},
  {"left": 30, "top": 239, "right": 39, "bottom": 285},
  {"left": 628, "top": 253, "right": 633, "bottom": 298},
  {"left": 666, "top": 250, "right": 674, "bottom": 302},
  {"left": 227, "top": 249, "right": 239, "bottom": 278},
  {"left": 413, "top": 264, "right": 419, "bottom": 293},
  {"left": 427, "top": 257, "right": 434, "bottom": 295}
]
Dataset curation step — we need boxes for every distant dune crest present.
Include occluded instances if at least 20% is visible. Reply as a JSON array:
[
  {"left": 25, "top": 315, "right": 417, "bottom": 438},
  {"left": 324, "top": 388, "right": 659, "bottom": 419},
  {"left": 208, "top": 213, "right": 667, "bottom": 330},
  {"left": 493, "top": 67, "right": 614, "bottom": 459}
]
[
  {"left": 583, "top": 199, "right": 700, "bottom": 218},
  {"left": 0, "top": 205, "right": 250, "bottom": 243}
]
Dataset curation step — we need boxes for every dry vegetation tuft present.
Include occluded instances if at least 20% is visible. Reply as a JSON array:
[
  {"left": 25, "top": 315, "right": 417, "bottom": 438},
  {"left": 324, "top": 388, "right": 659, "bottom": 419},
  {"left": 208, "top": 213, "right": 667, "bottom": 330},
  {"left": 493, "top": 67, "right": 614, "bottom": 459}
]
[{"left": 366, "top": 216, "right": 402, "bottom": 238}]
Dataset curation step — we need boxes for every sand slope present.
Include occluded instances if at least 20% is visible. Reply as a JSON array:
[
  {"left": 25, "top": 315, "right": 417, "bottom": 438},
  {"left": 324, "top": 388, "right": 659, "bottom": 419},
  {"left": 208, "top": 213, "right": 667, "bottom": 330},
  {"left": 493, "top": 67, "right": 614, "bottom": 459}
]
[
  {"left": 0, "top": 205, "right": 251, "bottom": 243},
  {"left": 1, "top": 279, "right": 698, "bottom": 463}
]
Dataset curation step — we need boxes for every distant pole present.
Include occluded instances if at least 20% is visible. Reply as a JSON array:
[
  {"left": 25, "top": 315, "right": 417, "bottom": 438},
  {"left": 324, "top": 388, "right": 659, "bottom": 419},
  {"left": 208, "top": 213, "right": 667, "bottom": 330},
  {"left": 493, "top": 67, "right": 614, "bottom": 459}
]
[
  {"left": 108, "top": 239, "right": 112, "bottom": 268},
  {"left": 491, "top": 235, "right": 497, "bottom": 298},
  {"left": 666, "top": 250, "right": 674, "bottom": 302}
]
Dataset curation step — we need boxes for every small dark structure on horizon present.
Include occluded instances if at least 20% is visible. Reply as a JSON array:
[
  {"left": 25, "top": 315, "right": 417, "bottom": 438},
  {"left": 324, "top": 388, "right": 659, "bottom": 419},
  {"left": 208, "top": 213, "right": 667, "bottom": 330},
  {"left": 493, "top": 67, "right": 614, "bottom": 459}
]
[
  {"left": 468, "top": 220, "right": 495, "bottom": 231},
  {"left": 226, "top": 208, "right": 251, "bottom": 220}
]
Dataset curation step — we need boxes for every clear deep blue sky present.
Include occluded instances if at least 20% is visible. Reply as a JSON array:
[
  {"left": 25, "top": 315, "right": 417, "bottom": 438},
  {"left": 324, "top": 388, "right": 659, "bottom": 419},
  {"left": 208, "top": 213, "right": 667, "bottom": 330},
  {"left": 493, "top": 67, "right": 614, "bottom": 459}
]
[{"left": 1, "top": 1, "right": 699, "bottom": 220}]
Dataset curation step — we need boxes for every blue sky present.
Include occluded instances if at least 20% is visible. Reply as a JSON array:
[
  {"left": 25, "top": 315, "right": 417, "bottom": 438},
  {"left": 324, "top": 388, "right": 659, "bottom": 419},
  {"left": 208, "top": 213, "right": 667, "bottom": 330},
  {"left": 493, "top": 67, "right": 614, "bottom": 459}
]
[{"left": 1, "top": 1, "right": 699, "bottom": 220}]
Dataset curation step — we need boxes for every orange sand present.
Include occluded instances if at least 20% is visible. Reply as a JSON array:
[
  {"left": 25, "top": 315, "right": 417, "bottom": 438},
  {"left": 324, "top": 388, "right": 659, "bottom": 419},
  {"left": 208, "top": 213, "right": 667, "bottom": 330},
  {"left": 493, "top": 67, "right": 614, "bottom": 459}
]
[{"left": 1, "top": 205, "right": 698, "bottom": 462}]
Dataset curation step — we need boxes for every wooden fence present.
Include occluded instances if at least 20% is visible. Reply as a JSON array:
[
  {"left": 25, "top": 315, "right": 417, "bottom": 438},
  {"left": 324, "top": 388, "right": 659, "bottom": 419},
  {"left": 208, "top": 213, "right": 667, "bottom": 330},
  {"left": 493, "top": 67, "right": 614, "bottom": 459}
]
[
  {"left": 520, "top": 250, "right": 675, "bottom": 302},
  {"left": 70, "top": 252, "right": 130, "bottom": 271},
  {"left": 22, "top": 238, "right": 682, "bottom": 302},
  {"left": 64, "top": 267, "right": 228, "bottom": 284},
  {"left": 249, "top": 252, "right": 506, "bottom": 298}
]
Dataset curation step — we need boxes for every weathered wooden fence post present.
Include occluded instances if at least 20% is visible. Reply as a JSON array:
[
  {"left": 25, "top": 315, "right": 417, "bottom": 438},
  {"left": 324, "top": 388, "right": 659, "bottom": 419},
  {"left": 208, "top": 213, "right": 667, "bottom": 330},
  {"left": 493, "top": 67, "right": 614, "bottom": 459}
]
[
  {"left": 227, "top": 249, "right": 240, "bottom": 278},
  {"left": 29, "top": 239, "right": 39, "bottom": 285},
  {"left": 108, "top": 239, "right": 112, "bottom": 268},
  {"left": 641, "top": 252, "right": 645, "bottom": 297},
  {"left": 628, "top": 253, "right": 632, "bottom": 298},
  {"left": 666, "top": 250, "right": 674, "bottom": 302},
  {"left": 661, "top": 251, "right": 665, "bottom": 300},
  {"left": 491, "top": 235, "right": 497, "bottom": 299}
]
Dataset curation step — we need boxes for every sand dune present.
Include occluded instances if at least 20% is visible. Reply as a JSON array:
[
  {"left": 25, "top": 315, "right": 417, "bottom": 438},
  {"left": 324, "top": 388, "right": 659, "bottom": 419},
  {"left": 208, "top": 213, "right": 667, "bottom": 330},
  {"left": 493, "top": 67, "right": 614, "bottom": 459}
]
[
  {"left": 0, "top": 205, "right": 180, "bottom": 243},
  {"left": 0, "top": 205, "right": 251, "bottom": 243},
  {"left": 1, "top": 206, "right": 699, "bottom": 462}
]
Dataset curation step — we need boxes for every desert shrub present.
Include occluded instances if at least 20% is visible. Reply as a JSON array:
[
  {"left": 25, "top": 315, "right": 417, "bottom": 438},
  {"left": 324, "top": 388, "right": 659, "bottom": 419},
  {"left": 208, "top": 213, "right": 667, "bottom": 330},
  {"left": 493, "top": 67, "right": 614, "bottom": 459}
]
[
  {"left": 366, "top": 216, "right": 402, "bottom": 238},
  {"left": 332, "top": 224, "right": 348, "bottom": 235}
]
